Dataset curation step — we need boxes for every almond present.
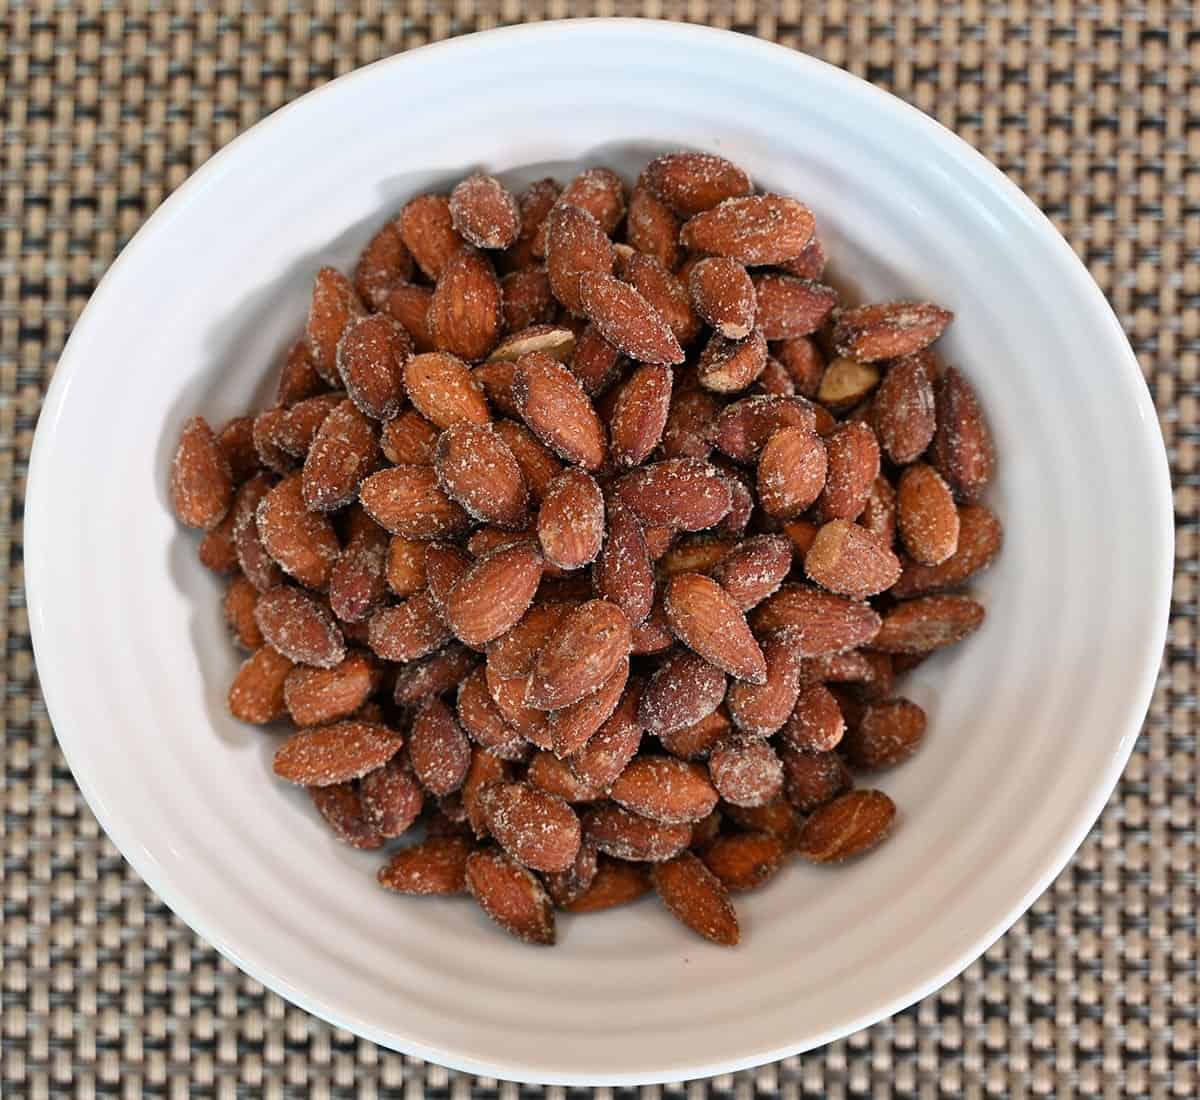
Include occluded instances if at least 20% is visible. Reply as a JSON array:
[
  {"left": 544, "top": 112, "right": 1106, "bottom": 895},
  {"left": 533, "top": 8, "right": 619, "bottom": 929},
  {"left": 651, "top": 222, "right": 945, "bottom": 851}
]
[
  {"left": 527, "top": 751, "right": 604, "bottom": 803},
  {"left": 198, "top": 510, "right": 238, "bottom": 574},
  {"left": 660, "top": 385, "right": 717, "bottom": 461},
  {"left": 309, "top": 783, "right": 385, "bottom": 849},
  {"left": 501, "top": 268, "right": 557, "bottom": 332},
  {"left": 817, "top": 421, "right": 881, "bottom": 522},
  {"left": 642, "top": 152, "right": 752, "bottom": 216},
  {"left": 480, "top": 781, "right": 582, "bottom": 872},
  {"left": 380, "top": 410, "right": 440, "bottom": 466},
  {"left": 276, "top": 338, "right": 327, "bottom": 407},
  {"left": 658, "top": 534, "right": 734, "bottom": 577},
  {"left": 328, "top": 521, "right": 388, "bottom": 623},
  {"left": 231, "top": 476, "right": 283, "bottom": 592},
  {"left": 434, "top": 421, "right": 528, "bottom": 528},
  {"left": 795, "top": 789, "right": 896, "bottom": 862},
  {"left": 378, "top": 835, "right": 473, "bottom": 895},
  {"left": 779, "top": 744, "right": 853, "bottom": 812},
  {"left": 621, "top": 252, "right": 701, "bottom": 347},
  {"left": 626, "top": 184, "right": 682, "bottom": 270},
  {"left": 584, "top": 803, "right": 692, "bottom": 862},
  {"left": 832, "top": 301, "right": 953, "bottom": 362},
  {"left": 337, "top": 313, "right": 410, "bottom": 420},
  {"left": 306, "top": 266, "right": 365, "bottom": 383},
  {"left": 781, "top": 683, "right": 846, "bottom": 752},
  {"left": 527, "top": 599, "right": 632, "bottom": 710},
  {"left": 216, "top": 415, "right": 259, "bottom": 483},
  {"left": 804, "top": 519, "right": 902, "bottom": 599},
  {"left": 408, "top": 697, "right": 472, "bottom": 796},
  {"left": 353, "top": 220, "right": 413, "bottom": 308},
  {"left": 399, "top": 194, "right": 463, "bottom": 281},
  {"left": 681, "top": 194, "right": 815, "bottom": 266},
  {"left": 651, "top": 852, "right": 739, "bottom": 946},
  {"left": 252, "top": 407, "right": 297, "bottom": 474},
  {"left": 512, "top": 351, "right": 607, "bottom": 471},
  {"left": 273, "top": 720, "right": 403, "bottom": 786},
  {"left": 359, "top": 466, "right": 470, "bottom": 540},
  {"left": 708, "top": 735, "right": 784, "bottom": 807},
  {"left": 460, "top": 746, "right": 514, "bottom": 837},
  {"left": 274, "top": 395, "right": 347, "bottom": 461},
  {"left": 757, "top": 355, "right": 797, "bottom": 396},
  {"left": 617, "top": 458, "right": 732, "bottom": 531},
  {"left": 930, "top": 366, "right": 995, "bottom": 501},
  {"left": 778, "top": 236, "right": 826, "bottom": 279},
  {"left": 711, "top": 394, "right": 816, "bottom": 462},
  {"left": 555, "top": 166, "right": 626, "bottom": 235},
  {"left": 664, "top": 573, "right": 766, "bottom": 683},
  {"left": 284, "top": 651, "right": 378, "bottom": 727},
  {"left": 256, "top": 473, "right": 339, "bottom": 589},
  {"left": 487, "top": 602, "right": 574, "bottom": 679},
  {"left": 658, "top": 706, "right": 731, "bottom": 761},
  {"left": 756, "top": 426, "right": 827, "bottom": 519},
  {"left": 568, "top": 680, "right": 645, "bottom": 790},
  {"left": 170, "top": 416, "right": 234, "bottom": 530},
  {"left": 302, "top": 399, "right": 379, "bottom": 512},
  {"left": 896, "top": 463, "right": 960, "bottom": 566},
  {"left": 752, "top": 275, "right": 837, "bottom": 339},
  {"left": 576, "top": 271, "right": 684, "bottom": 366},
  {"left": 449, "top": 174, "right": 521, "bottom": 251},
  {"left": 782, "top": 519, "right": 819, "bottom": 563},
  {"left": 223, "top": 575, "right": 263, "bottom": 649},
  {"left": 228, "top": 645, "right": 294, "bottom": 724},
  {"left": 892, "top": 502, "right": 1002, "bottom": 597},
  {"left": 610, "top": 755, "right": 719, "bottom": 825},
  {"left": 750, "top": 584, "right": 882, "bottom": 656},
  {"left": 536, "top": 468, "right": 605, "bottom": 570},
  {"left": 490, "top": 418, "right": 563, "bottom": 500},
  {"left": 817, "top": 356, "right": 882, "bottom": 409},
  {"left": 367, "top": 591, "right": 453, "bottom": 663},
  {"left": 639, "top": 650, "right": 726, "bottom": 737},
  {"left": 844, "top": 698, "right": 927, "bottom": 769},
  {"left": 428, "top": 246, "right": 503, "bottom": 362},
  {"left": 874, "top": 355, "right": 936, "bottom": 463},
  {"left": 565, "top": 855, "right": 652, "bottom": 912},
  {"left": 550, "top": 657, "right": 629, "bottom": 757},
  {"left": 689, "top": 256, "right": 756, "bottom": 339},
  {"left": 724, "top": 799, "right": 802, "bottom": 846},
  {"left": 566, "top": 324, "right": 621, "bottom": 396},
  {"left": 717, "top": 476, "right": 755, "bottom": 538},
  {"left": 392, "top": 643, "right": 478, "bottom": 705},
  {"left": 403, "top": 351, "right": 491, "bottom": 429},
  {"left": 697, "top": 329, "right": 768, "bottom": 393},
  {"left": 465, "top": 847, "right": 555, "bottom": 945},
  {"left": 254, "top": 585, "right": 345, "bottom": 668},
  {"left": 710, "top": 534, "right": 793, "bottom": 612},
  {"left": 385, "top": 535, "right": 429, "bottom": 597},
  {"left": 588, "top": 499, "right": 653, "bottom": 629},
  {"left": 872, "top": 594, "right": 985, "bottom": 653},
  {"left": 457, "top": 667, "right": 526, "bottom": 761},
  {"left": 382, "top": 282, "right": 436, "bottom": 352},
  {"left": 506, "top": 178, "right": 560, "bottom": 270},
  {"left": 725, "top": 635, "right": 802, "bottom": 735},
  {"left": 545, "top": 203, "right": 615, "bottom": 316},
  {"left": 773, "top": 336, "right": 825, "bottom": 397},
  {"left": 701, "top": 831, "right": 786, "bottom": 892},
  {"left": 860, "top": 474, "right": 898, "bottom": 548},
  {"left": 444, "top": 542, "right": 544, "bottom": 647}
]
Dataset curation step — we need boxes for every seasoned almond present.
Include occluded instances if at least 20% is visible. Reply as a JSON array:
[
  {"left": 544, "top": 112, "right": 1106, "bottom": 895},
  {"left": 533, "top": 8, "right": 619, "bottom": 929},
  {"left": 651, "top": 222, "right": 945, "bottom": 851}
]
[
  {"left": 512, "top": 351, "right": 607, "bottom": 471},
  {"left": 587, "top": 500, "right": 652, "bottom": 630},
  {"left": 360, "top": 752, "right": 424, "bottom": 837},
  {"left": 491, "top": 418, "right": 564, "bottom": 499},
  {"left": 833, "top": 301, "right": 953, "bottom": 362},
  {"left": 652, "top": 852, "right": 739, "bottom": 946},
  {"left": 545, "top": 203, "right": 616, "bottom": 316},
  {"left": 750, "top": 584, "right": 882, "bottom": 657},
  {"left": 337, "top": 314, "right": 410, "bottom": 421},
  {"left": 384, "top": 535, "right": 429, "bottom": 597},
  {"left": 408, "top": 697, "right": 472, "bottom": 796},
  {"left": 872, "top": 594, "right": 985, "bottom": 653},
  {"left": 228, "top": 645, "right": 294, "bottom": 724},
  {"left": 622, "top": 252, "right": 701, "bottom": 347},
  {"left": 874, "top": 355, "right": 936, "bottom": 463},
  {"left": 756, "top": 426, "right": 827, "bottom": 519},
  {"left": 711, "top": 394, "right": 816, "bottom": 462},
  {"left": 488, "top": 323, "right": 576, "bottom": 364},
  {"left": 664, "top": 573, "right": 766, "bottom": 683},
  {"left": 380, "top": 410, "right": 439, "bottom": 466},
  {"left": 896, "top": 463, "right": 960, "bottom": 566},
  {"left": 778, "top": 236, "right": 826, "bottom": 279},
  {"left": 171, "top": 416, "right": 233, "bottom": 530},
  {"left": 378, "top": 835, "right": 473, "bottom": 895},
  {"left": 329, "top": 519, "right": 388, "bottom": 625},
  {"left": 555, "top": 166, "right": 626, "bottom": 235},
  {"left": 576, "top": 272, "right": 684, "bottom": 366},
  {"left": 930, "top": 366, "right": 995, "bottom": 501},
  {"left": 536, "top": 468, "right": 605, "bottom": 569},
  {"left": 710, "top": 733, "right": 784, "bottom": 806},
  {"left": 399, "top": 194, "right": 463, "bottom": 281},
  {"left": 457, "top": 667, "right": 526, "bottom": 761},
  {"left": 449, "top": 174, "right": 521, "bottom": 251},
  {"left": 773, "top": 336, "right": 825, "bottom": 397},
  {"left": 658, "top": 706, "right": 731, "bottom": 761},
  {"left": 710, "top": 534, "right": 792, "bottom": 612},
  {"left": 565, "top": 324, "right": 620, "bottom": 397},
  {"left": 565, "top": 855, "right": 652, "bottom": 912},
  {"left": 273, "top": 720, "right": 402, "bottom": 786},
  {"left": 256, "top": 473, "right": 339, "bottom": 589},
  {"left": 354, "top": 219, "right": 414, "bottom": 308},
  {"left": 254, "top": 585, "right": 346, "bottom": 668},
  {"left": 506, "top": 178, "right": 560, "bottom": 270},
  {"left": 860, "top": 474, "right": 897, "bottom": 548},
  {"left": 487, "top": 602, "right": 573, "bottom": 679},
  {"left": 480, "top": 781, "right": 582, "bottom": 873},
  {"left": 275, "top": 393, "right": 354, "bottom": 460},
  {"left": 626, "top": 184, "right": 682, "bottom": 270},
  {"left": 306, "top": 266, "right": 365, "bottom": 383},
  {"left": 231, "top": 475, "right": 282, "bottom": 591},
  {"left": 382, "top": 282, "right": 436, "bottom": 352},
  {"left": 659, "top": 385, "right": 716, "bottom": 462},
  {"left": 584, "top": 803, "right": 692, "bottom": 862},
  {"left": 689, "top": 256, "right": 756, "bottom": 339},
  {"left": 444, "top": 542, "right": 544, "bottom": 647},
  {"left": 434, "top": 421, "right": 528, "bottom": 528},
  {"left": 681, "top": 194, "right": 815, "bottom": 266},
  {"left": 284, "top": 651, "right": 378, "bottom": 727},
  {"left": 817, "top": 421, "right": 881, "bottom": 522},
  {"left": 659, "top": 534, "right": 734, "bottom": 577},
  {"left": 550, "top": 656, "right": 629, "bottom": 757},
  {"left": 403, "top": 351, "right": 491, "bottom": 429},
  {"left": 528, "top": 599, "right": 632, "bottom": 710},
  {"left": 597, "top": 362, "right": 672, "bottom": 470},
  {"left": 781, "top": 683, "right": 846, "bottom": 752},
  {"left": 753, "top": 275, "right": 837, "bottom": 339},
  {"left": 215, "top": 415, "right": 259, "bottom": 484},
  {"left": 310, "top": 783, "right": 385, "bottom": 849},
  {"left": 757, "top": 355, "right": 797, "bottom": 396},
  {"left": 501, "top": 268, "right": 557, "bottom": 332},
  {"left": 617, "top": 458, "right": 732, "bottom": 531},
  {"left": 795, "top": 789, "right": 896, "bottom": 862},
  {"left": 779, "top": 744, "right": 853, "bottom": 812},
  {"left": 610, "top": 755, "right": 719, "bottom": 824},
  {"left": 697, "top": 329, "right": 768, "bottom": 393},
  {"left": 844, "top": 698, "right": 927, "bottom": 769},
  {"left": 817, "top": 356, "right": 882, "bottom": 409},
  {"left": 724, "top": 799, "right": 802, "bottom": 846},
  {"left": 465, "top": 847, "right": 556, "bottom": 945},
  {"left": 393, "top": 643, "right": 478, "bottom": 705},
  {"left": 460, "top": 745, "right": 515, "bottom": 837},
  {"left": 528, "top": 751, "right": 605, "bottom": 803},
  {"left": 804, "top": 519, "right": 902, "bottom": 599},
  {"left": 302, "top": 399, "right": 379, "bottom": 512},
  {"left": 223, "top": 574, "right": 264, "bottom": 649},
  {"left": 359, "top": 466, "right": 470, "bottom": 540},
  {"left": 198, "top": 508, "right": 238, "bottom": 574},
  {"left": 702, "top": 831, "right": 786, "bottom": 892},
  {"left": 642, "top": 152, "right": 752, "bottom": 216},
  {"left": 893, "top": 502, "right": 1002, "bottom": 596},
  {"left": 367, "top": 591, "right": 453, "bottom": 663},
  {"left": 782, "top": 519, "right": 819, "bottom": 563},
  {"left": 276, "top": 338, "right": 328, "bottom": 407},
  {"left": 428, "top": 246, "right": 503, "bottom": 362},
  {"left": 253, "top": 407, "right": 297, "bottom": 475},
  {"left": 642, "top": 649, "right": 727, "bottom": 736},
  {"left": 725, "top": 635, "right": 802, "bottom": 735}
]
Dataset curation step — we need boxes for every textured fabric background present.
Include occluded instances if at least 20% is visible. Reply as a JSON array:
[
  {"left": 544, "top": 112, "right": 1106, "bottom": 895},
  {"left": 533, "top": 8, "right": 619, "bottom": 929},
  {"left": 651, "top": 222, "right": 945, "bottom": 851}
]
[{"left": 2, "top": 3, "right": 1195, "bottom": 1097}]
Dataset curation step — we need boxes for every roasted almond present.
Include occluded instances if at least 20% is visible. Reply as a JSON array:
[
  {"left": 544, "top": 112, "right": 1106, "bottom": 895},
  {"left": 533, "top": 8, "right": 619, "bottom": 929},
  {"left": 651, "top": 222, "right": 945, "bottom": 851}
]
[
  {"left": 697, "top": 329, "right": 768, "bottom": 393},
  {"left": 465, "top": 847, "right": 555, "bottom": 945},
  {"left": 403, "top": 351, "right": 491, "bottom": 429},
  {"left": 658, "top": 534, "right": 734, "bottom": 577},
  {"left": 725, "top": 634, "right": 802, "bottom": 735},
  {"left": 817, "top": 356, "right": 882, "bottom": 410},
  {"left": 449, "top": 174, "right": 521, "bottom": 251},
  {"left": 428, "top": 246, "right": 503, "bottom": 362},
  {"left": 457, "top": 667, "right": 526, "bottom": 761},
  {"left": 302, "top": 399, "right": 380, "bottom": 512},
  {"left": 930, "top": 366, "right": 995, "bottom": 501},
  {"left": 285, "top": 651, "right": 378, "bottom": 727},
  {"left": 444, "top": 542, "right": 544, "bottom": 647},
  {"left": 353, "top": 219, "right": 413, "bottom": 308},
  {"left": 779, "top": 744, "right": 853, "bottom": 813},
  {"left": 360, "top": 754, "right": 425, "bottom": 837},
  {"left": 804, "top": 519, "right": 902, "bottom": 599},
  {"left": 773, "top": 335, "right": 825, "bottom": 397},
  {"left": 393, "top": 642, "right": 478, "bottom": 705},
  {"left": 639, "top": 650, "right": 727, "bottom": 736},
  {"left": 896, "top": 463, "right": 960, "bottom": 566},
  {"left": 750, "top": 584, "right": 882, "bottom": 657},
  {"left": 488, "top": 323, "right": 576, "bottom": 364},
  {"left": 577, "top": 271, "right": 684, "bottom": 366},
  {"left": 224, "top": 574, "right": 264, "bottom": 649},
  {"left": 380, "top": 409, "right": 440, "bottom": 466},
  {"left": 512, "top": 351, "right": 608, "bottom": 471},
  {"left": 252, "top": 407, "right": 297, "bottom": 475},
  {"left": 661, "top": 386, "right": 719, "bottom": 461},
  {"left": 664, "top": 573, "right": 766, "bottom": 683},
  {"left": 610, "top": 755, "right": 720, "bottom": 824},
  {"left": 171, "top": 416, "right": 234, "bottom": 530},
  {"left": 490, "top": 418, "right": 563, "bottom": 501},
  {"left": 621, "top": 252, "right": 701, "bottom": 347},
  {"left": 329, "top": 519, "right": 389, "bottom": 623},
  {"left": 254, "top": 585, "right": 346, "bottom": 668},
  {"left": 366, "top": 591, "right": 453, "bottom": 663},
  {"left": 874, "top": 354, "right": 936, "bottom": 463},
  {"left": 505, "top": 177, "right": 560, "bottom": 270},
  {"left": 256, "top": 473, "right": 339, "bottom": 589},
  {"left": 399, "top": 194, "right": 463, "bottom": 281},
  {"left": 860, "top": 474, "right": 898, "bottom": 548},
  {"left": 359, "top": 466, "right": 470, "bottom": 540},
  {"left": 544, "top": 203, "right": 616, "bottom": 316},
  {"left": 752, "top": 275, "right": 837, "bottom": 339},
  {"left": 215, "top": 415, "right": 259, "bottom": 484},
  {"left": 584, "top": 803, "right": 692, "bottom": 862},
  {"left": 711, "top": 394, "right": 816, "bottom": 462},
  {"left": 536, "top": 468, "right": 605, "bottom": 569},
  {"left": 657, "top": 706, "right": 731, "bottom": 761},
  {"left": 408, "top": 697, "right": 472, "bottom": 796},
  {"left": 617, "top": 458, "right": 732, "bottom": 531},
  {"left": 608, "top": 363, "right": 673, "bottom": 468},
  {"left": 651, "top": 852, "right": 739, "bottom": 946},
  {"left": 306, "top": 266, "right": 365, "bottom": 383},
  {"left": 434, "top": 421, "right": 529, "bottom": 528},
  {"left": 626, "top": 184, "right": 682, "bottom": 270},
  {"left": 795, "top": 789, "right": 896, "bottom": 862},
  {"left": 228, "top": 645, "right": 294, "bottom": 724},
  {"left": 817, "top": 421, "right": 881, "bottom": 522},
  {"left": 844, "top": 698, "right": 927, "bottom": 769},
  {"left": 688, "top": 256, "right": 756, "bottom": 339},
  {"left": 555, "top": 166, "right": 627, "bottom": 235},
  {"left": 480, "top": 781, "right": 582, "bottom": 873},
  {"left": 528, "top": 751, "right": 605, "bottom": 803},
  {"left": 460, "top": 745, "right": 514, "bottom": 837},
  {"left": 378, "top": 835, "right": 473, "bottom": 895},
  {"left": 781, "top": 683, "right": 846, "bottom": 752},
  {"left": 567, "top": 680, "right": 645, "bottom": 790},
  {"left": 501, "top": 268, "right": 557, "bottom": 332},
  {"left": 756, "top": 426, "right": 827, "bottom": 519},
  {"left": 198, "top": 509, "right": 238, "bottom": 574},
  {"left": 701, "top": 831, "right": 787, "bottom": 892},
  {"left": 527, "top": 599, "right": 632, "bottom": 710},
  {"left": 382, "top": 282, "right": 436, "bottom": 352},
  {"left": 708, "top": 735, "right": 784, "bottom": 808},
  {"left": 872, "top": 594, "right": 985, "bottom": 653},
  {"left": 550, "top": 657, "right": 629, "bottom": 758},
  {"left": 680, "top": 194, "right": 815, "bottom": 266},
  {"left": 892, "top": 502, "right": 1003, "bottom": 597},
  {"left": 710, "top": 534, "right": 793, "bottom": 612},
  {"left": 832, "top": 301, "right": 953, "bottom": 362},
  {"left": 276, "top": 339, "right": 327, "bottom": 407},
  {"left": 273, "top": 720, "right": 403, "bottom": 786},
  {"left": 542, "top": 840, "right": 601, "bottom": 907},
  {"left": 486, "top": 602, "right": 573, "bottom": 679},
  {"left": 310, "top": 783, "right": 385, "bottom": 849},
  {"left": 565, "top": 855, "right": 652, "bottom": 912},
  {"left": 778, "top": 236, "right": 826, "bottom": 279},
  {"left": 336, "top": 313, "right": 410, "bottom": 421},
  {"left": 642, "top": 152, "right": 752, "bottom": 216},
  {"left": 385, "top": 535, "right": 429, "bottom": 597}
]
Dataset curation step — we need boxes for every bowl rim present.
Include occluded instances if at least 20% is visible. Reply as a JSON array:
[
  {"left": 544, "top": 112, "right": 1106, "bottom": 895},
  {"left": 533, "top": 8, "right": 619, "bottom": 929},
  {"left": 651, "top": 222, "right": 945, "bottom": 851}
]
[{"left": 25, "top": 17, "right": 1174, "bottom": 1085}]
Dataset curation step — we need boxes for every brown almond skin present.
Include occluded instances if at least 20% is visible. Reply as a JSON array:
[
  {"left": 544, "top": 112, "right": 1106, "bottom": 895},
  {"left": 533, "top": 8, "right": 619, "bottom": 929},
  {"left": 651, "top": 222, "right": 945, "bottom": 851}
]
[
  {"left": 224, "top": 574, "right": 264, "bottom": 649},
  {"left": 781, "top": 683, "right": 846, "bottom": 752},
  {"left": 844, "top": 698, "right": 927, "bottom": 769},
  {"left": 329, "top": 521, "right": 389, "bottom": 623},
  {"left": 664, "top": 573, "right": 766, "bottom": 684},
  {"left": 449, "top": 174, "right": 521, "bottom": 250},
  {"left": 817, "top": 421, "right": 881, "bottom": 522},
  {"left": 658, "top": 706, "right": 731, "bottom": 761},
  {"left": 702, "top": 831, "right": 787, "bottom": 892},
  {"left": 779, "top": 744, "right": 853, "bottom": 813},
  {"left": 399, "top": 194, "right": 463, "bottom": 281},
  {"left": 353, "top": 220, "right": 413, "bottom": 309},
  {"left": 512, "top": 351, "right": 607, "bottom": 471},
  {"left": 403, "top": 351, "right": 491, "bottom": 430},
  {"left": 550, "top": 657, "right": 629, "bottom": 757},
  {"left": 480, "top": 782, "right": 582, "bottom": 873},
  {"left": 434, "top": 422, "right": 528, "bottom": 528},
  {"left": 752, "top": 275, "right": 838, "bottom": 339},
  {"left": 309, "top": 783, "right": 385, "bottom": 849},
  {"left": 577, "top": 271, "right": 685, "bottom": 366},
  {"left": 406, "top": 696, "right": 472, "bottom": 797},
  {"left": 639, "top": 650, "right": 727, "bottom": 737},
  {"left": 750, "top": 584, "right": 882, "bottom": 658},
  {"left": 378, "top": 836, "right": 473, "bottom": 895},
  {"left": 795, "top": 789, "right": 896, "bottom": 862},
  {"left": 444, "top": 542, "right": 544, "bottom": 648},
  {"left": 708, "top": 736, "right": 784, "bottom": 807},
  {"left": 528, "top": 599, "right": 632, "bottom": 710},
  {"left": 757, "top": 426, "right": 827, "bottom": 519},
  {"left": 255, "top": 403, "right": 300, "bottom": 472},
  {"left": 459, "top": 746, "right": 514, "bottom": 837},
  {"left": 284, "top": 651, "right": 377, "bottom": 727},
  {"left": 276, "top": 339, "right": 326, "bottom": 406},
  {"left": 501, "top": 268, "right": 557, "bottom": 332},
  {"left": 505, "top": 178, "right": 560, "bottom": 271},
  {"left": 773, "top": 336, "right": 825, "bottom": 398},
  {"left": 568, "top": 323, "right": 623, "bottom": 396},
  {"left": 642, "top": 152, "right": 753, "bottom": 216},
  {"left": 832, "top": 302, "right": 953, "bottom": 362},
  {"left": 896, "top": 463, "right": 960, "bottom": 566},
  {"left": 617, "top": 458, "right": 732, "bottom": 531},
  {"left": 652, "top": 852, "right": 739, "bottom": 946},
  {"left": 273, "top": 720, "right": 403, "bottom": 786},
  {"left": 306, "top": 266, "right": 365, "bottom": 383},
  {"left": 726, "top": 635, "right": 802, "bottom": 735},
  {"left": 583, "top": 803, "right": 692, "bottom": 862},
  {"left": 171, "top": 416, "right": 234, "bottom": 530},
  {"left": 622, "top": 253, "right": 700, "bottom": 345},
  {"left": 593, "top": 498, "right": 655, "bottom": 627},
  {"left": 710, "top": 534, "right": 793, "bottom": 612},
  {"left": 393, "top": 643, "right": 478, "bottom": 705},
  {"left": 302, "top": 399, "right": 380, "bottom": 512},
  {"left": 536, "top": 468, "right": 605, "bottom": 570},
  {"left": 565, "top": 855, "right": 652, "bottom": 912},
  {"left": 386, "top": 536, "right": 429, "bottom": 597},
  {"left": 491, "top": 418, "right": 563, "bottom": 500},
  {"left": 198, "top": 509, "right": 238, "bottom": 574},
  {"left": 662, "top": 385, "right": 718, "bottom": 461},
  {"left": 872, "top": 594, "right": 985, "bottom": 654},
  {"left": 930, "top": 366, "right": 995, "bottom": 502},
  {"left": 465, "top": 847, "right": 556, "bottom": 945},
  {"left": 697, "top": 329, "right": 768, "bottom": 393},
  {"left": 659, "top": 534, "right": 734, "bottom": 578},
  {"left": 724, "top": 800, "right": 802, "bottom": 846},
  {"left": 487, "top": 602, "right": 573, "bottom": 679},
  {"left": 545, "top": 203, "right": 616, "bottom": 316},
  {"left": 610, "top": 756, "right": 719, "bottom": 824},
  {"left": 875, "top": 355, "right": 936, "bottom": 464},
  {"left": 893, "top": 503, "right": 1003, "bottom": 597},
  {"left": 860, "top": 474, "right": 898, "bottom": 549},
  {"left": 336, "top": 313, "right": 410, "bottom": 421},
  {"left": 254, "top": 585, "right": 345, "bottom": 669},
  {"left": 689, "top": 256, "right": 757, "bottom": 339},
  {"left": 228, "top": 645, "right": 294, "bottom": 724},
  {"left": 428, "top": 247, "right": 503, "bottom": 362},
  {"left": 489, "top": 323, "right": 577, "bottom": 365},
  {"left": 380, "top": 410, "right": 439, "bottom": 466},
  {"left": 626, "top": 184, "right": 682, "bottom": 270},
  {"left": 804, "top": 520, "right": 902, "bottom": 599},
  {"left": 366, "top": 592, "right": 453, "bottom": 663},
  {"left": 609, "top": 363, "right": 673, "bottom": 468},
  {"left": 382, "top": 282, "right": 436, "bottom": 352},
  {"left": 361, "top": 756, "right": 425, "bottom": 837},
  {"left": 527, "top": 751, "right": 605, "bottom": 803},
  {"left": 542, "top": 840, "right": 601, "bottom": 907},
  {"left": 680, "top": 194, "right": 815, "bottom": 267},
  {"left": 215, "top": 415, "right": 259, "bottom": 483},
  {"left": 818, "top": 358, "right": 882, "bottom": 410},
  {"left": 255, "top": 474, "right": 339, "bottom": 590},
  {"left": 555, "top": 166, "right": 626, "bottom": 235},
  {"left": 712, "top": 394, "right": 816, "bottom": 462},
  {"left": 457, "top": 668, "right": 526, "bottom": 761},
  {"left": 359, "top": 466, "right": 470, "bottom": 540},
  {"left": 567, "top": 681, "right": 645, "bottom": 791}
]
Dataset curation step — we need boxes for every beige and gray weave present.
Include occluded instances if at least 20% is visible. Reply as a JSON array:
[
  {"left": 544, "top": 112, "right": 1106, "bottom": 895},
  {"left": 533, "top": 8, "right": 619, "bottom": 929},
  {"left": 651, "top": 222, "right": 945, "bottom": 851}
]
[{"left": 1, "top": 3, "right": 1194, "bottom": 1097}]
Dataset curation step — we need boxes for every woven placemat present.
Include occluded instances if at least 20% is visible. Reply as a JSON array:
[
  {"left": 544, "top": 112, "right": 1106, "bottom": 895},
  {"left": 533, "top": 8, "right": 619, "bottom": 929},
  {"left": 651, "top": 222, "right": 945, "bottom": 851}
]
[{"left": 2, "top": 3, "right": 1194, "bottom": 1097}]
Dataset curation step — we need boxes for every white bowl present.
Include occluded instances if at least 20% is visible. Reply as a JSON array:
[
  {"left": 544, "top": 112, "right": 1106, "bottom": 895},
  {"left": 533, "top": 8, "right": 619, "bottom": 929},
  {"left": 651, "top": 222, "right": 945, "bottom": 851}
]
[{"left": 26, "top": 19, "right": 1172, "bottom": 1086}]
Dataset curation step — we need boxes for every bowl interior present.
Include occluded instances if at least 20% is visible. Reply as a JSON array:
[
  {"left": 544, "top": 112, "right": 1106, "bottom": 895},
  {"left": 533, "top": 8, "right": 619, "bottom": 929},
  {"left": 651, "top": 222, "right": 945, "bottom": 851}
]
[{"left": 26, "top": 20, "right": 1171, "bottom": 1086}]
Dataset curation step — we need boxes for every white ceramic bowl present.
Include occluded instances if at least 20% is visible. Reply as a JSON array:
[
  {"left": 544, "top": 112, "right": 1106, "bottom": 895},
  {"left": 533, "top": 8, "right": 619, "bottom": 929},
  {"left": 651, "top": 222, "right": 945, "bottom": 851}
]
[{"left": 26, "top": 19, "right": 1172, "bottom": 1086}]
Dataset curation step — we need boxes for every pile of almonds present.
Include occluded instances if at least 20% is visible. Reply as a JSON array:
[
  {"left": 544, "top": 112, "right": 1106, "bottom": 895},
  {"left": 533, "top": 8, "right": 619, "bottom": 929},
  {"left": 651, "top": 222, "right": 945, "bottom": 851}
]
[{"left": 169, "top": 151, "right": 999, "bottom": 947}]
